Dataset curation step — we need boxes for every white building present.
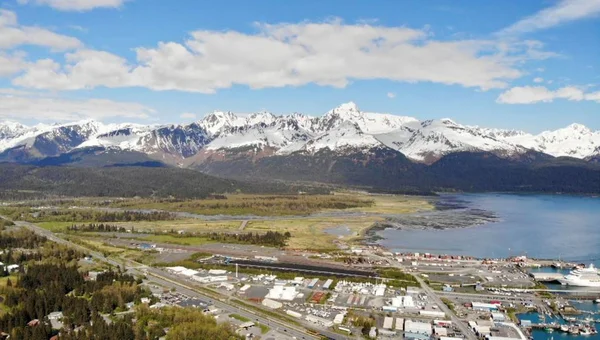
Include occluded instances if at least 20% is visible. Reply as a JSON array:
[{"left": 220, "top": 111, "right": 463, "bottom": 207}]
[
  {"left": 374, "top": 284, "right": 386, "bottom": 296},
  {"left": 392, "top": 295, "right": 415, "bottom": 308},
  {"left": 306, "top": 315, "right": 333, "bottom": 328},
  {"left": 333, "top": 313, "right": 345, "bottom": 325},
  {"left": 420, "top": 310, "right": 446, "bottom": 318},
  {"left": 405, "top": 320, "right": 432, "bottom": 336},
  {"left": 262, "top": 298, "right": 283, "bottom": 309},
  {"left": 208, "top": 269, "right": 227, "bottom": 275},
  {"left": 395, "top": 318, "right": 404, "bottom": 331},
  {"left": 266, "top": 286, "right": 298, "bottom": 301},
  {"left": 383, "top": 317, "right": 394, "bottom": 329},
  {"left": 435, "top": 327, "right": 448, "bottom": 336},
  {"left": 286, "top": 310, "right": 302, "bottom": 319}
]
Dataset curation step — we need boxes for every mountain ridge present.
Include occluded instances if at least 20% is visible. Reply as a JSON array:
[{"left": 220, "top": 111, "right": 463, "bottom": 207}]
[{"left": 1, "top": 102, "right": 599, "bottom": 165}]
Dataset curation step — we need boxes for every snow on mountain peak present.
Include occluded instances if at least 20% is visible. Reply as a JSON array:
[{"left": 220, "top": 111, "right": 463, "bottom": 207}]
[
  {"left": 334, "top": 101, "right": 360, "bottom": 113},
  {"left": 1, "top": 102, "right": 600, "bottom": 163}
]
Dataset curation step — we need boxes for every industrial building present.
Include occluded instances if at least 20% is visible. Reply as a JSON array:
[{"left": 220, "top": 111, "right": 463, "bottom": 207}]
[
  {"left": 391, "top": 295, "right": 415, "bottom": 308},
  {"left": 265, "top": 286, "right": 299, "bottom": 301},
  {"left": 404, "top": 320, "right": 432, "bottom": 336},
  {"left": 383, "top": 317, "right": 394, "bottom": 330},
  {"left": 472, "top": 302, "right": 499, "bottom": 311},
  {"left": 394, "top": 318, "right": 404, "bottom": 331},
  {"left": 262, "top": 298, "right": 283, "bottom": 309}
]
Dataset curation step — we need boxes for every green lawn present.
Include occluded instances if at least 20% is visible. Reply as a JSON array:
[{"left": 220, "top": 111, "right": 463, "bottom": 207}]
[
  {"left": 229, "top": 314, "right": 250, "bottom": 322},
  {"left": 0, "top": 275, "right": 17, "bottom": 288},
  {"left": 37, "top": 221, "right": 74, "bottom": 232}
]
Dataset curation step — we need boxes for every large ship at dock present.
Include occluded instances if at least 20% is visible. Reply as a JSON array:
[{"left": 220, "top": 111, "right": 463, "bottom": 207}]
[{"left": 558, "top": 264, "right": 600, "bottom": 287}]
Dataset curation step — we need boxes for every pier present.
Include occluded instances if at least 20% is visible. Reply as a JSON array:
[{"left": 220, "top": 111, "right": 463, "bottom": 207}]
[{"left": 530, "top": 272, "right": 563, "bottom": 282}]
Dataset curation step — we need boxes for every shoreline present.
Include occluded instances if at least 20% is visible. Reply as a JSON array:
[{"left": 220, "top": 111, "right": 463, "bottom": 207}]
[{"left": 359, "top": 193, "right": 500, "bottom": 248}]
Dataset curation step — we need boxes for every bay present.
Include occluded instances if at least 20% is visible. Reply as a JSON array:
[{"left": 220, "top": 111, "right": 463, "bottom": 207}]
[{"left": 376, "top": 193, "right": 600, "bottom": 264}]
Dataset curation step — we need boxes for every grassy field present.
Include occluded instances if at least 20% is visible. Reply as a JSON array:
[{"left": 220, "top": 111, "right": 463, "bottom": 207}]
[
  {"left": 0, "top": 275, "right": 18, "bottom": 288},
  {"left": 245, "top": 217, "right": 381, "bottom": 250},
  {"left": 24, "top": 193, "right": 434, "bottom": 251}
]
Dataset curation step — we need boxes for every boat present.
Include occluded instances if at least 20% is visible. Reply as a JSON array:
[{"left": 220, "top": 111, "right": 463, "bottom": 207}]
[
  {"left": 595, "top": 298, "right": 600, "bottom": 303},
  {"left": 558, "top": 264, "right": 600, "bottom": 287},
  {"left": 560, "top": 324, "right": 569, "bottom": 332},
  {"left": 544, "top": 327, "right": 554, "bottom": 333},
  {"left": 580, "top": 328, "right": 592, "bottom": 336},
  {"left": 569, "top": 326, "right": 580, "bottom": 335}
]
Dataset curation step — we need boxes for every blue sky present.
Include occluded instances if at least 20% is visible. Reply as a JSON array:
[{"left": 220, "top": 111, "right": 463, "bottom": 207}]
[{"left": 0, "top": 0, "right": 599, "bottom": 132}]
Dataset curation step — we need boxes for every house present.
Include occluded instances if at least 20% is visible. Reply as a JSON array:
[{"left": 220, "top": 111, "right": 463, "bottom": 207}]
[
  {"left": 47, "top": 312, "right": 64, "bottom": 330},
  {"left": 6, "top": 264, "right": 19, "bottom": 272}
]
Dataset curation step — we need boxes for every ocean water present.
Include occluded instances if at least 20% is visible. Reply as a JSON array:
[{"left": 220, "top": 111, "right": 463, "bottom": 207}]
[{"left": 376, "top": 193, "right": 600, "bottom": 264}]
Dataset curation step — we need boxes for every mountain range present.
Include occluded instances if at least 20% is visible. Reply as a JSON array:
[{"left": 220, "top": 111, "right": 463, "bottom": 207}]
[
  {"left": 1, "top": 102, "right": 600, "bottom": 194},
  {"left": 1, "top": 102, "right": 599, "bottom": 164}
]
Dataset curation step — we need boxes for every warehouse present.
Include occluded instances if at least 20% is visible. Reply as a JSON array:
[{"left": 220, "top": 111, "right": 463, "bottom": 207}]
[
  {"left": 405, "top": 320, "right": 432, "bottom": 336},
  {"left": 286, "top": 310, "right": 302, "bottom": 318},
  {"left": 322, "top": 279, "right": 333, "bottom": 289},
  {"left": 262, "top": 298, "right": 283, "bottom": 309},
  {"left": 434, "top": 327, "right": 448, "bottom": 336},
  {"left": 333, "top": 313, "right": 345, "bottom": 325},
  {"left": 383, "top": 317, "right": 394, "bottom": 330},
  {"left": 392, "top": 295, "right": 415, "bottom": 308},
  {"left": 266, "top": 286, "right": 298, "bottom": 301},
  {"left": 306, "top": 315, "right": 333, "bottom": 328},
  {"left": 472, "top": 302, "right": 499, "bottom": 311},
  {"left": 420, "top": 310, "right": 446, "bottom": 318},
  {"left": 394, "top": 318, "right": 404, "bottom": 331}
]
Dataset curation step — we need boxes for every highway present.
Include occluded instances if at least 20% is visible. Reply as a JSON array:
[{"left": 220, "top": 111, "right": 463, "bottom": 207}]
[
  {"left": 413, "top": 275, "right": 478, "bottom": 340},
  {"left": 10, "top": 219, "right": 350, "bottom": 340}
]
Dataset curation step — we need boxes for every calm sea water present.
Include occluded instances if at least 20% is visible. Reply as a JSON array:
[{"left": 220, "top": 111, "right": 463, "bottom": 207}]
[
  {"left": 376, "top": 193, "right": 600, "bottom": 264},
  {"left": 519, "top": 300, "right": 600, "bottom": 340}
]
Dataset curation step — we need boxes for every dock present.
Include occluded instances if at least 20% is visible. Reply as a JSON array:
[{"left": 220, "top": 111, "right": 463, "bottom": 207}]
[{"left": 530, "top": 272, "right": 563, "bottom": 282}]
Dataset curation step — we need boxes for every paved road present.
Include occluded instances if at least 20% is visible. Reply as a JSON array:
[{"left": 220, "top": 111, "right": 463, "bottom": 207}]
[
  {"left": 11, "top": 219, "right": 350, "bottom": 340},
  {"left": 414, "top": 275, "right": 478, "bottom": 340}
]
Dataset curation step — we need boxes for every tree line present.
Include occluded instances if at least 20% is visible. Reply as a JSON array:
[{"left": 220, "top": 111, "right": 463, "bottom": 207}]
[
  {"left": 67, "top": 223, "right": 127, "bottom": 233},
  {"left": 207, "top": 231, "right": 291, "bottom": 247}
]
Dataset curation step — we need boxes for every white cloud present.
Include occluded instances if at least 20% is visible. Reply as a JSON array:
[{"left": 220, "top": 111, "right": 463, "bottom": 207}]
[
  {"left": 68, "top": 25, "right": 88, "bottom": 33},
  {"left": 533, "top": 77, "right": 544, "bottom": 83},
  {"left": 0, "top": 93, "right": 154, "bottom": 121},
  {"left": 14, "top": 50, "right": 131, "bottom": 89},
  {"left": 0, "top": 52, "right": 27, "bottom": 76},
  {"left": 0, "top": 9, "right": 81, "bottom": 50},
  {"left": 387, "top": 92, "right": 396, "bottom": 99},
  {"left": 180, "top": 112, "right": 196, "bottom": 120},
  {"left": 17, "top": 0, "right": 126, "bottom": 11},
  {"left": 12, "top": 19, "right": 556, "bottom": 93},
  {"left": 499, "top": 0, "right": 600, "bottom": 35},
  {"left": 496, "top": 85, "right": 600, "bottom": 104}
]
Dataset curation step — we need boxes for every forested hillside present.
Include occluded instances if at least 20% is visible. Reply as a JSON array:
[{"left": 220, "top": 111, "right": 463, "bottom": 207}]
[{"left": 0, "top": 164, "right": 327, "bottom": 199}]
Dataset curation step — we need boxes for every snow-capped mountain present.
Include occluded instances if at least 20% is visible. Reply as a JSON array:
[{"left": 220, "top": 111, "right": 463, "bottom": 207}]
[
  {"left": 1, "top": 102, "right": 599, "bottom": 165},
  {"left": 505, "top": 123, "right": 600, "bottom": 159},
  {"left": 375, "top": 119, "right": 528, "bottom": 162}
]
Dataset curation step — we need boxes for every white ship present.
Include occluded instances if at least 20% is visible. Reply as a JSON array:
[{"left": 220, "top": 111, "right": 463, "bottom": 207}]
[{"left": 558, "top": 264, "right": 600, "bottom": 287}]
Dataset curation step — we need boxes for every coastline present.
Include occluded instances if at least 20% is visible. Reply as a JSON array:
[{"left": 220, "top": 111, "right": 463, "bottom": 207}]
[{"left": 359, "top": 193, "right": 500, "bottom": 247}]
